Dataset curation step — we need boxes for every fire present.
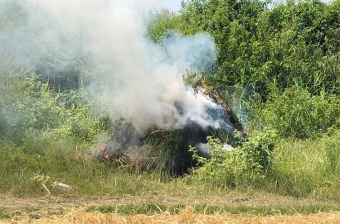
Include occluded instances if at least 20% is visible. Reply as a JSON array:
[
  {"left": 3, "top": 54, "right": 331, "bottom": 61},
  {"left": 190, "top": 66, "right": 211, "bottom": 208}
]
[{"left": 96, "top": 79, "right": 247, "bottom": 174}]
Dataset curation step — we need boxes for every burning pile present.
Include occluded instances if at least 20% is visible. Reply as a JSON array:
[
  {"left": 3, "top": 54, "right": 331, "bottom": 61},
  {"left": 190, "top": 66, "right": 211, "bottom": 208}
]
[
  {"left": 0, "top": 0, "right": 245, "bottom": 175},
  {"left": 97, "top": 78, "right": 247, "bottom": 175}
]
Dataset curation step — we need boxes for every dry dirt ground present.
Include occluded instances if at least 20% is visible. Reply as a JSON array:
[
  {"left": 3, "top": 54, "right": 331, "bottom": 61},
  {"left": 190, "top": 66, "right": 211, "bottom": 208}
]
[
  {"left": 1, "top": 194, "right": 340, "bottom": 223},
  {"left": 3, "top": 208, "right": 340, "bottom": 224}
]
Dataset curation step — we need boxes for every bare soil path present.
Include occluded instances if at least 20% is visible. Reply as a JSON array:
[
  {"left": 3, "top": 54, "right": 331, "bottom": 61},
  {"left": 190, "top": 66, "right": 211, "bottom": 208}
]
[{"left": 0, "top": 193, "right": 335, "bottom": 208}]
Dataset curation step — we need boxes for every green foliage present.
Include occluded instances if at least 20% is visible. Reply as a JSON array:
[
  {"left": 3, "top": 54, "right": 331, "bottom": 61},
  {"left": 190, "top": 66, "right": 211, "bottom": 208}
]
[
  {"left": 148, "top": 0, "right": 340, "bottom": 99},
  {"left": 221, "top": 83, "right": 257, "bottom": 127},
  {"left": 2, "top": 0, "right": 340, "bottom": 204},
  {"left": 0, "top": 139, "right": 172, "bottom": 197},
  {"left": 2, "top": 203, "right": 339, "bottom": 220},
  {"left": 260, "top": 86, "right": 340, "bottom": 138},
  {"left": 261, "top": 132, "right": 340, "bottom": 200},
  {"left": 85, "top": 203, "right": 340, "bottom": 216},
  {"left": 0, "top": 75, "right": 114, "bottom": 145},
  {"left": 191, "top": 129, "right": 277, "bottom": 188},
  {"left": 323, "top": 131, "right": 340, "bottom": 175}
]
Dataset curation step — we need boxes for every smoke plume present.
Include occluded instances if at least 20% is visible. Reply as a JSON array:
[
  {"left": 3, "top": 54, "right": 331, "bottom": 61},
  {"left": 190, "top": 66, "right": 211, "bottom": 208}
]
[{"left": 0, "top": 0, "right": 222, "bottom": 134}]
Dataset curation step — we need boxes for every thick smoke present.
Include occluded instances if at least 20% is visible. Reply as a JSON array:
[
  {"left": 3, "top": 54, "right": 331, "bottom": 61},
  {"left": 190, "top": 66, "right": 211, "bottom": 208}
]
[{"left": 0, "top": 0, "right": 222, "bottom": 134}]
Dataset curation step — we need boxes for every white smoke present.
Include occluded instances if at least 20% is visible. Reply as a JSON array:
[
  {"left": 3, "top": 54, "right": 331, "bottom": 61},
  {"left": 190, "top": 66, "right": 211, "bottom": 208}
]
[
  {"left": 0, "top": 0, "right": 224, "bottom": 134},
  {"left": 94, "top": 27, "right": 219, "bottom": 133}
]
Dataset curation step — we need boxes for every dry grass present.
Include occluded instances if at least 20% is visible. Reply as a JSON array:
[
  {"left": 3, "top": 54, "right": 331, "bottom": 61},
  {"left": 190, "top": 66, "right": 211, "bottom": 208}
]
[{"left": 3, "top": 207, "right": 340, "bottom": 224}]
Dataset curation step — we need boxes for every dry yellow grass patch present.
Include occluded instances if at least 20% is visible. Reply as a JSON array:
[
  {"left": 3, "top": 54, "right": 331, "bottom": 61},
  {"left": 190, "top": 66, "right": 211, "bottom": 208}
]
[{"left": 3, "top": 207, "right": 340, "bottom": 224}]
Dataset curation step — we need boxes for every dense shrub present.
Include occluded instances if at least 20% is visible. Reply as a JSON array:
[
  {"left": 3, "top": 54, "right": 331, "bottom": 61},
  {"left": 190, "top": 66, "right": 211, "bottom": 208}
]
[
  {"left": 191, "top": 129, "right": 277, "bottom": 187},
  {"left": 260, "top": 86, "right": 340, "bottom": 138},
  {"left": 2, "top": 0, "right": 340, "bottom": 200},
  {"left": 148, "top": 0, "right": 340, "bottom": 99}
]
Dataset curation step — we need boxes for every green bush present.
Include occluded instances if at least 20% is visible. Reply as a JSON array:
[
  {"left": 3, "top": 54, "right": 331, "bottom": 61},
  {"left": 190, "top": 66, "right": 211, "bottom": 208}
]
[
  {"left": 0, "top": 75, "right": 114, "bottom": 146},
  {"left": 260, "top": 86, "right": 340, "bottom": 139},
  {"left": 148, "top": 0, "right": 340, "bottom": 99},
  {"left": 191, "top": 129, "right": 277, "bottom": 188}
]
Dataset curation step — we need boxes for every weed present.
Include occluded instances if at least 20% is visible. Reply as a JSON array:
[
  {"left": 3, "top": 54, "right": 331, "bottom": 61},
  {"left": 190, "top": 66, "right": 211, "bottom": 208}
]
[{"left": 189, "top": 129, "right": 277, "bottom": 188}]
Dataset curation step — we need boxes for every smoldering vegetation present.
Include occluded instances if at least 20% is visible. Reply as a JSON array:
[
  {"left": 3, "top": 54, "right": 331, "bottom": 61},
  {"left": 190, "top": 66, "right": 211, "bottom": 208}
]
[
  {"left": 96, "top": 77, "right": 247, "bottom": 175},
  {"left": 0, "top": 0, "right": 245, "bottom": 174},
  {"left": 97, "top": 100, "right": 243, "bottom": 174},
  {"left": 3, "top": 0, "right": 340, "bottom": 202},
  {"left": 0, "top": 0, "right": 219, "bottom": 131}
]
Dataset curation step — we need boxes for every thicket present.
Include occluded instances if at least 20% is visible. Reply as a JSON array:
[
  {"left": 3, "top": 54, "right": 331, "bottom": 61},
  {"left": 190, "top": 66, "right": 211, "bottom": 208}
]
[
  {"left": 149, "top": 0, "right": 340, "bottom": 97},
  {"left": 1, "top": 0, "right": 340, "bottom": 200},
  {"left": 149, "top": 0, "right": 340, "bottom": 197}
]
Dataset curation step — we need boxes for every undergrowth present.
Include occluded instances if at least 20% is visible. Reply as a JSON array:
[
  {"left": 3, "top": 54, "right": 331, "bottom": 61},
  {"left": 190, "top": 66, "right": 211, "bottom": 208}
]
[
  {"left": 1, "top": 75, "right": 340, "bottom": 203},
  {"left": 189, "top": 129, "right": 277, "bottom": 189},
  {"left": 1, "top": 1, "right": 340, "bottom": 219}
]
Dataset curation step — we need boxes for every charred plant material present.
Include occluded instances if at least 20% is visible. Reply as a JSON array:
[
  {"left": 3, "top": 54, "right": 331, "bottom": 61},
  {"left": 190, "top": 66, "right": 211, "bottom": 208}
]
[
  {"left": 98, "top": 122, "right": 211, "bottom": 174},
  {"left": 195, "top": 78, "right": 247, "bottom": 139},
  {"left": 97, "top": 77, "right": 247, "bottom": 175}
]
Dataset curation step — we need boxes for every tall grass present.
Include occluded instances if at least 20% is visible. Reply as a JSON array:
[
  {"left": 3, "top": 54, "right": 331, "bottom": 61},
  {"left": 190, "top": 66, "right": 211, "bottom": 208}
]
[
  {"left": 0, "top": 138, "right": 156, "bottom": 197},
  {"left": 2, "top": 75, "right": 340, "bottom": 203},
  {"left": 250, "top": 132, "right": 340, "bottom": 201},
  {"left": 258, "top": 86, "right": 340, "bottom": 139}
]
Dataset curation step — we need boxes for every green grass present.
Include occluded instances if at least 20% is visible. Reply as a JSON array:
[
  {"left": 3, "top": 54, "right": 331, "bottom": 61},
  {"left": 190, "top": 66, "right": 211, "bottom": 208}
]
[
  {"left": 2, "top": 132, "right": 340, "bottom": 202},
  {"left": 1, "top": 76, "right": 340, "bottom": 216},
  {"left": 0, "top": 206, "right": 65, "bottom": 220},
  {"left": 0, "top": 207, "right": 42, "bottom": 219},
  {"left": 253, "top": 134, "right": 340, "bottom": 200},
  {"left": 86, "top": 203, "right": 340, "bottom": 216},
  {"left": 1, "top": 203, "right": 340, "bottom": 220},
  {"left": 0, "top": 134, "right": 230, "bottom": 198},
  {"left": 86, "top": 203, "right": 340, "bottom": 215},
  {"left": 1, "top": 2, "right": 340, "bottom": 219}
]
